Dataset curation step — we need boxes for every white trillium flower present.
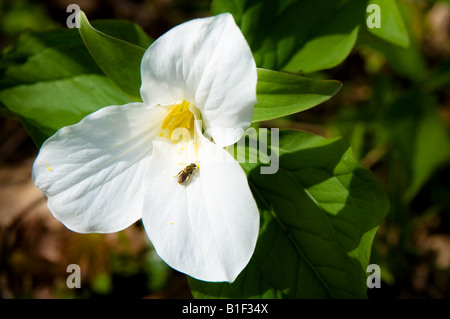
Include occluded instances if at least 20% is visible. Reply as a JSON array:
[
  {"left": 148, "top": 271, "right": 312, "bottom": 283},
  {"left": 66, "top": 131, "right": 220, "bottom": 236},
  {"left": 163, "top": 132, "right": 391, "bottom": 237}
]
[{"left": 32, "top": 13, "right": 259, "bottom": 282}]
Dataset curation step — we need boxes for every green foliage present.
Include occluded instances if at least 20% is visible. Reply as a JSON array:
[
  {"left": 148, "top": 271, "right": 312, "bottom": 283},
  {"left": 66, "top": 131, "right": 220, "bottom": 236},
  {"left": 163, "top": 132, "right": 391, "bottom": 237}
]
[
  {"left": 212, "top": 0, "right": 365, "bottom": 73},
  {"left": 78, "top": 11, "right": 152, "bottom": 100},
  {"left": 336, "top": 1, "right": 450, "bottom": 205},
  {"left": 366, "top": 0, "right": 410, "bottom": 48},
  {"left": 382, "top": 92, "right": 450, "bottom": 202},
  {"left": 212, "top": 0, "right": 411, "bottom": 73},
  {"left": 0, "top": 74, "right": 132, "bottom": 147},
  {"left": 254, "top": 69, "right": 342, "bottom": 122},
  {"left": 0, "top": 0, "right": 56, "bottom": 38},
  {"left": 0, "top": 20, "right": 151, "bottom": 146},
  {"left": 190, "top": 130, "right": 389, "bottom": 298},
  {"left": 0, "top": 1, "right": 407, "bottom": 299},
  {"left": 328, "top": 0, "right": 450, "bottom": 297}
]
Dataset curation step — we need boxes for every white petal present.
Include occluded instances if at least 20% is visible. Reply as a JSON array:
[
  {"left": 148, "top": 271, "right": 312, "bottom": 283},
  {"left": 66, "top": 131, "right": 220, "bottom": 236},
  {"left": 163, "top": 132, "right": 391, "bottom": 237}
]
[
  {"left": 140, "top": 13, "right": 257, "bottom": 147},
  {"left": 32, "top": 103, "right": 168, "bottom": 233},
  {"left": 141, "top": 139, "right": 259, "bottom": 282}
]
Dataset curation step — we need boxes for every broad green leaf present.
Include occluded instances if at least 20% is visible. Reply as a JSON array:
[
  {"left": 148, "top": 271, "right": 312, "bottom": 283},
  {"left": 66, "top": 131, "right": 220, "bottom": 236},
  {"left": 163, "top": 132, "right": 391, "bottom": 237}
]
[
  {"left": 0, "top": 19, "right": 151, "bottom": 89},
  {"left": 0, "top": 75, "right": 133, "bottom": 146},
  {"left": 366, "top": 0, "right": 410, "bottom": 48},
  {"left": 190, "top": 129, "right": 389, "bottom": 298},
  {"left": 212, "top": 0, "right": 366, "bottom": 73},
  {"left": 78, "top": 11, "right": 151, "bottom": 100},
  {"left": 254, "top": 69, "right": 342, "bottom": 122},
  {"left": 0, "top": 29, "right": 102, "bottom": 89},
  {"left": 0, "top": 19, "right": 150, "bottom": 146},
  {"left": 283, "top": 27, "right": 359, "bottom": 74},
  {"left": 87, "top": 19, "right": 153, "bottom": 49}
]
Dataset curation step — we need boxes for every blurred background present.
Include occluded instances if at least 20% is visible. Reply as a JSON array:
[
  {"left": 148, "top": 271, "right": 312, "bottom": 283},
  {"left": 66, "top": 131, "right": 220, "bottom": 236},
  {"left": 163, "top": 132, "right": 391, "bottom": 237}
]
[{"left": 0, "top": 0, "right": 449, "bottom": 298}]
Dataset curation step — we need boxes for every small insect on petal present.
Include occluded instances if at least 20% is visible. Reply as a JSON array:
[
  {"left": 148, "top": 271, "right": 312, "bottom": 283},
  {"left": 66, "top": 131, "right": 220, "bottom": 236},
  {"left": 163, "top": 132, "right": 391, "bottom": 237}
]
[{"left": 175, "top": 162, "right": 199, "bottom": 184}]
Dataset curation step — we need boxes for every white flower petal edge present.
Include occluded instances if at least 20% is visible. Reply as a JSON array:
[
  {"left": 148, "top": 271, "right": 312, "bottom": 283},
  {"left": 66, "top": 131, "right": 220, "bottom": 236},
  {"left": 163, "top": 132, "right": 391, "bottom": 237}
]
[
  {"left": 32, "top": 103, "right": 168, "bottom": 233},
  {"left": 141, "top": 138, "right": 259, "bottom": 282},
  {"left": 140, "top": 13, "right": 257, "bottom": 147}
]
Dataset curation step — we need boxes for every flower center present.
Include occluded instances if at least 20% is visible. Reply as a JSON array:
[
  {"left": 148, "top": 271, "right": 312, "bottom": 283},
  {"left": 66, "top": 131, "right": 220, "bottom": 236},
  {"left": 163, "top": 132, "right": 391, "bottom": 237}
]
[{"left": 161, "top": 100, "right": 194, "bottom": 138}]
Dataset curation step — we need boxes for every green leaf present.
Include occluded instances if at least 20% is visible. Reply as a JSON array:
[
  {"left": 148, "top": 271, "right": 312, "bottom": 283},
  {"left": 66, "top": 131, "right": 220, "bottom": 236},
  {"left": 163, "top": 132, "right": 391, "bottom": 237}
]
[
  {"left": 0, "top": 18, "right": 150, "bottom": 146},
  {"left": 212, "top": 0, "right": 366, "bottom": 73},
  {"left": 78, "top": 11, "right": 151, "bottom": 100},
  {"left": 358, "top": 1, "right": 424, "bottom": 81},
  {"left": 254, "top": 69, "right": 342, "bottom": 122},
  {"left": 0, "top": 19, "right": 151, "bottom": 89},
  {"left": 88, "top": 19, "right": 153, "bottom": 49},
  {"left": 366, "top": 0, "right": 410, "bottom": 48},
  {"left": 0, "top": 75, "right": 133, "bottom": 146},
  {"left": 0, "top": 29, "right": 102, "bottom": 89},
  {"left": 190, "top": 129, "right": 389, "bottom": 298},
  {"left": 382, "top": 91, "right": 450, "bottom": 202},
  {"left": 283, "top": 26, "right": 360, "bottom": 74}
]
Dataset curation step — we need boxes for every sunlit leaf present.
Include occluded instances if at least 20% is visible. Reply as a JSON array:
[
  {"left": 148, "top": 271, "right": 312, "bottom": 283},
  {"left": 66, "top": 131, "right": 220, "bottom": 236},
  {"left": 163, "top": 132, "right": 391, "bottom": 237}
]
[
  {"left": 78, "top": 11, "right": 152, "bottom": 100},
  {"left": 0, "top": 75, "right": 133, "bottom": 146},
  {"left": 255, "top": 69, "right": 342, "bottom": 122},
  {"left": 212, "top": 0, "right": 366, "bottom": 73},
  {"left": 0, "top": 19, "right": 150, "bottom": 146},
  {"left": 366, "top": 0, "right": 410, "bottom": 48}
]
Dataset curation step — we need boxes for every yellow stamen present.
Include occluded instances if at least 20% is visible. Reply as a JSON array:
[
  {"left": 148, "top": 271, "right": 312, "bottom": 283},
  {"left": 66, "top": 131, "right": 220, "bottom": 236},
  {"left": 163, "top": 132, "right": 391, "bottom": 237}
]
[{"left": 161, "top": 100, "right": 194, "bottom": 138}]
